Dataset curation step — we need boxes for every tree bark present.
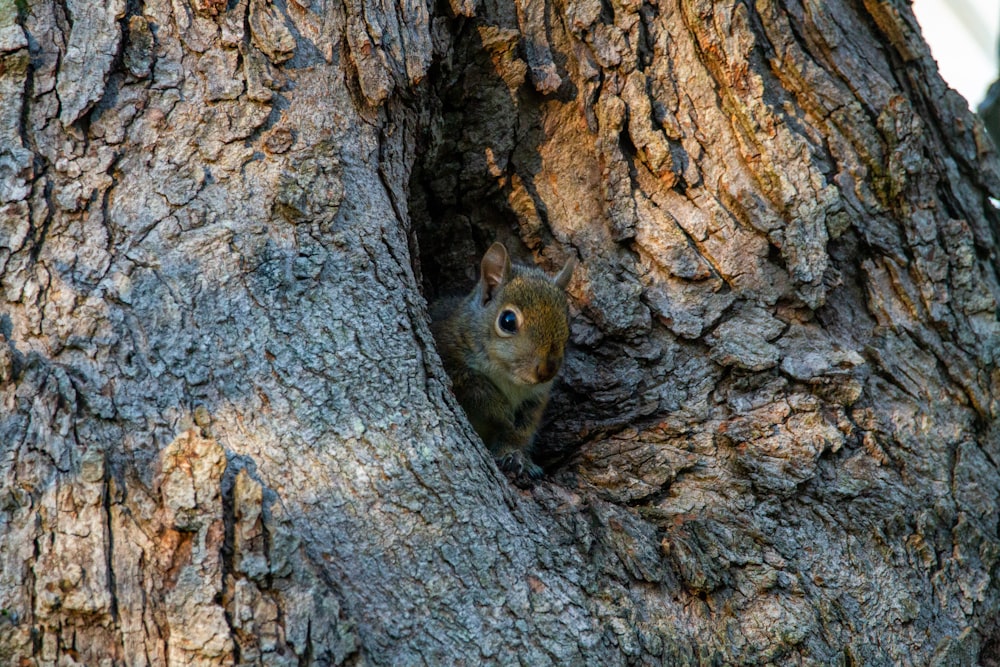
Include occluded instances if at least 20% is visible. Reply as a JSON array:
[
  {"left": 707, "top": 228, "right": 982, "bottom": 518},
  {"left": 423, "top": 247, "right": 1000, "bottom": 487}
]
[{"left": 2, "top": 0, "right": 999, "bottom": 665}]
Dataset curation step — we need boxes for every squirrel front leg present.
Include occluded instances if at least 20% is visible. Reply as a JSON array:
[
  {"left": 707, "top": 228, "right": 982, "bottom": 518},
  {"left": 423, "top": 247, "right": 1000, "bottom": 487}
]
[
  {"left": 451, "top": 376, "right": 547, "bottom": 479},
  {"left": 492, "top": 395, "right": 548, "bottom": 480}
]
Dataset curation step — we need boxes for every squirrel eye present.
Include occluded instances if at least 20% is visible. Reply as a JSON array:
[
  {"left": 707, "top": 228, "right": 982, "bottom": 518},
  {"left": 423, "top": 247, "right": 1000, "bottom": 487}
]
[{"left": 497, "top": 309, "right": 519, "bottom": 335}]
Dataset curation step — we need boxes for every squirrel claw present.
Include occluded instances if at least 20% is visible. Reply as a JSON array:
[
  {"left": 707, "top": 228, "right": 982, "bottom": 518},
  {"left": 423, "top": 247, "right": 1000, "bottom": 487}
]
[
  {"left": 497, "top": 452, "right": 544, "bottom": 483},
  {"left": 497, "top": 452, "right": 524, "bottom": 474}
]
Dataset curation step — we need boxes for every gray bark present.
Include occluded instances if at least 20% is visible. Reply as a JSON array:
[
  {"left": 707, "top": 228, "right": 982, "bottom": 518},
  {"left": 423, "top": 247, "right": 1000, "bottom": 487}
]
[{"left": 1, "top": 0, "right": 999, "bottom": 665}]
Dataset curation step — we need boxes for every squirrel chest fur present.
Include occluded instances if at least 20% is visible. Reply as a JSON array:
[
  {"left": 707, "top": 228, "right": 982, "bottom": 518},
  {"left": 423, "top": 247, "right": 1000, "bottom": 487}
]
[{"left": 431, "top": 243, "right": 575, "bottom": 479}]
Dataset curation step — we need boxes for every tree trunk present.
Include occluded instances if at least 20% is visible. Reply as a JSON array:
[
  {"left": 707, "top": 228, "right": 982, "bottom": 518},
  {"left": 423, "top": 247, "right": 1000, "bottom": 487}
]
[{"left": 2, "top": 0, "right": 999, "bottom": 664}]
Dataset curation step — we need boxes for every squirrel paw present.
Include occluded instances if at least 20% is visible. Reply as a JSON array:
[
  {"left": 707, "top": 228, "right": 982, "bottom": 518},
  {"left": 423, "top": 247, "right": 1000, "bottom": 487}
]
[
  {"left": 497, "top": 451, "right": 544, "bottom": 482},
  {"left": 524, "top": 460, "right": 544, "bottom": 479}
]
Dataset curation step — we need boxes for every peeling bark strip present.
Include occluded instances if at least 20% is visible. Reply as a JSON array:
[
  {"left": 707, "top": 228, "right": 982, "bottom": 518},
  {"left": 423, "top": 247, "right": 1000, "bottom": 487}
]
[
  {"left": 56, "top": 0, "right": 127, "bottom": 127},
  {"left": 0, "top": 1, "right": 999, "bottom": 666}
]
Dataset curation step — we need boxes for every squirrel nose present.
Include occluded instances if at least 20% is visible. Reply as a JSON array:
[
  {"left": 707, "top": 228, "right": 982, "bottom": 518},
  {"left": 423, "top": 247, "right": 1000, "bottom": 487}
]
[{"left": 535, "top": 357, "right": 560, "bottom": 382}]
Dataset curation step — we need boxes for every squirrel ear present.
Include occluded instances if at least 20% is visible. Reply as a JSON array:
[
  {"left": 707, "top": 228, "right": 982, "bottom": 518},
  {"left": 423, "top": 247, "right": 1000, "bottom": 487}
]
[
  {"left": 554, "top": 255, "right": 577, "bottom": 289},
  {"left": 480, "top": 242, "right": 511, "bottom": 303}
]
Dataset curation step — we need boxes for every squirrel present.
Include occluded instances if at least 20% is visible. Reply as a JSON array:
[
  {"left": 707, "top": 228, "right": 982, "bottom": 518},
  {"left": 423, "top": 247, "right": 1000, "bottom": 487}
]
[{"left": 431, "top": 242, "right": 575, "bottom": 480}]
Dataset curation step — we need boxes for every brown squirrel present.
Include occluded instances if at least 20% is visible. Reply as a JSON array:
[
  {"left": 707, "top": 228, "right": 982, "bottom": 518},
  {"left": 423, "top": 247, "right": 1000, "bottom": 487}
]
[{"left": 431, "top": 242, "right": 575, "bottom": 480}]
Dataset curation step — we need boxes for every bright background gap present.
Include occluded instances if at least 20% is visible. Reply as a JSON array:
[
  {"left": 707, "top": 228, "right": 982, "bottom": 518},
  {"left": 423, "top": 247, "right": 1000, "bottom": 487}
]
[{"left": 912, "top": 0, "right": 1000, "bottom": 108}]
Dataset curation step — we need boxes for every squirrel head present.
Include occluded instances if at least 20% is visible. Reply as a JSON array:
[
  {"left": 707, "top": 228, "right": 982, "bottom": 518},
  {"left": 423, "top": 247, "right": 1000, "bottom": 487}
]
[{"left": 472, "top": 242, "right": 575, "bottom": 386}]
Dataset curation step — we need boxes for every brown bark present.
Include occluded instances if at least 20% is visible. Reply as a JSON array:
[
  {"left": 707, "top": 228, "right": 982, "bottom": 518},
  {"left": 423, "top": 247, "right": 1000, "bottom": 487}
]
[{"left": 1, "top": 0, "right": 999, "bottom": 665}]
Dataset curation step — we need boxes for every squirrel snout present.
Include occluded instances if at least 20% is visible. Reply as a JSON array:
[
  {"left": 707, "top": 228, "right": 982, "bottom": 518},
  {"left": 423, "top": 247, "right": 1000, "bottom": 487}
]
[{"left": 535, "top": 357, "right": 561, "bottom": 383}]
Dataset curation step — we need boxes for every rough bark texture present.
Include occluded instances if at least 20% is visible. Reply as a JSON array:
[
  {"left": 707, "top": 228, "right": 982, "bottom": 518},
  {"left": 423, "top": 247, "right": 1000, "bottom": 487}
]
[{"left": 1, "top": 0, "right": 999, "bottom": 665}]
